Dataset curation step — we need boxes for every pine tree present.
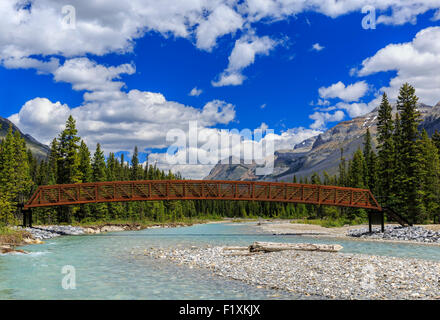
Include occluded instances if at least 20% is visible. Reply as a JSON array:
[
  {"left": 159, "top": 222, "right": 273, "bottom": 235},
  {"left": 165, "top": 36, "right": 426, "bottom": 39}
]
[
  {"left": 92, "top": 143, "right": 107, "bottom": 182},
  {"left": 338, "top": 148, "right": 347, "bottom": 186},
  {"left": 391, "top": 112, "right": 403, "bottom": 209},
  {"left": 131, "top": 146, "right": 140, "bottom": 180},
  {"left": 78, "top": 140, "right": 92, "bottom": 183},
  {"left": 376, "top": 93, "right": 395, "bottom": 206},
  {"left": 12, "top": 130, "right": 33, "bottom": 201},
  {"left": 432, "top": 130, "right": 440, "bottom": 154},
  {"left": 0, "top": 126, "right": 33, "bottom": 225},
  {"left": 348, "top": 149, "right": 366, "bottom": 189},
  {"left": 48, "top": 138, "right": 59, "bottom": 185},
  {"left": 77, "top": 140, "right": 93, "bottom": 221},
  {"left": 0, "top": 126, "right": 17, "bottom": 224},
  {"left": 91, "top": 143, "right": 107, "bottom": 220},
  {"left": 57, "top": 115, "right": 81, "bottom": 184},
  {"left": 396, "top": 83, "right": 423, "bottom": 223},
  {"left": 417, "top": 130, "right": 440, "bottom": 222}
]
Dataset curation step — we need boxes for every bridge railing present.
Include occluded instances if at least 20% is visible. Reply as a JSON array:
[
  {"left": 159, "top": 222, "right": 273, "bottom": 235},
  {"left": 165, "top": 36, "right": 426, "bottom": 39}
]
[{"left": 24, "top": 180, "right": 382, "bottom": 211}]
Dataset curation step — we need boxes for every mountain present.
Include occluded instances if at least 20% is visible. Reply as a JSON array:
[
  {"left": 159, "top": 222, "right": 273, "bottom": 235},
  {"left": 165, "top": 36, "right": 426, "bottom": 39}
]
[
  {"left": 0, "top": 116, "right": 49, "bottom": 160},
  {"left": 205, "top": 101, "right": 440, "bottom": 182}
]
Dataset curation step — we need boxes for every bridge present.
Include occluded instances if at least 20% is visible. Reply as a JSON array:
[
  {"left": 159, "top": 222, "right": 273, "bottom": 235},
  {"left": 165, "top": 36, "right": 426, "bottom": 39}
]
[{"left": 22, "top": 179, "right": 388, "bottom": 230}]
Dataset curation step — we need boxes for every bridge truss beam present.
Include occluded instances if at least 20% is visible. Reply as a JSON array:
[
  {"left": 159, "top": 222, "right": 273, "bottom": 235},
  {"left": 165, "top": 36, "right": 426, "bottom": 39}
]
[{"left": 24, "top": 180, "right": 382, "bottom": 211}]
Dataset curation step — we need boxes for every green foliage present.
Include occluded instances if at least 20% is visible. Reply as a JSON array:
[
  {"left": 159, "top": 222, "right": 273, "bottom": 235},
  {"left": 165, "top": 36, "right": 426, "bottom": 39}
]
[
  {"left": 376, "top": 93, "right": 395, "bottom": 207},
  {"left": 57, "top": 115, "right": 81, "bottom": 184},
  {"left": 0, "top": 125, "right": 33, "bottom": 225},
  {"left": 394, "top": 83, "right": 423, "bottom": 223}
]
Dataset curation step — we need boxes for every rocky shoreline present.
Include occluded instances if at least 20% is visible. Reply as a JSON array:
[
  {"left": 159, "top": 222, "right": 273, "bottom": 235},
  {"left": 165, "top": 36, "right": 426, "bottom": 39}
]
[
  {"left": 15, "top": 222, "right": 196, "bottom": 241},
  {"left": 1, "top": 222, "right": 196, "bottom": 254},
  {"left": 348, "top": 226, "right": 440, "bottom": 243},
  {"left": 145, "top": 245, "right": 440, "bottom": 300},
  {"left": 259, "top": 221, "right": 440, "bottom": 246}
]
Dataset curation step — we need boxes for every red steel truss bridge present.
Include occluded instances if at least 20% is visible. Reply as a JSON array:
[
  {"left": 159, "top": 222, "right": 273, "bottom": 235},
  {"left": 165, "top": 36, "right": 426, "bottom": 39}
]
[
  {"left": 25, "top": 180, "right": 382, "bottom": 210},
  {"left": 23, "top": 180, "right": 415, "bottom": 231}
]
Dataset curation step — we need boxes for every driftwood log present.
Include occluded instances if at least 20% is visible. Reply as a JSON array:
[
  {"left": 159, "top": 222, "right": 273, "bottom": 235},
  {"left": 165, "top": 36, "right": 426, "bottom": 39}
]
[
  {"left": 223, "top": 246, "right": 249, "bottom": 251},
  {"left": 248, "top": 241, "right": 343, "bottom": 253},
  {"left": 0, "top": 245, "right": 28, "bottom": 254}
]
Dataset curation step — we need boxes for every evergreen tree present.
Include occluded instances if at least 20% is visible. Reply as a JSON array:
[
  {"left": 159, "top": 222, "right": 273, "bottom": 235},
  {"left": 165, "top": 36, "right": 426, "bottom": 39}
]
[
  {"left": 363, "top": 128, "right": 377, "bottom": 192},
  {"left": 432, "top": 130, "right": 440, "bottom": 154},
  {"left": 417, "top": 130, "right": 440, "bottom": 222},
  {"left": 131, "top": 146, "right": 141, "bottom": 180},
  {"left": 92, "top": 143, "right": 107, "bottom": 182},
  {"left": 0, "top": 126, "right": 33, "bottom": 225},
  {"left": 78, "top": 140, "right": 92, "bottom": 183},
  {"left": 57, "top": 115, "right": 81, "bottom": 184},
  {"left": 47, "top": 138, "right": 59, "bottom": 185},
  {"left": 348, "top": 149, "right": 366, "bottom": 189},
  {"left": 338, "top": 148, "right": 347, "bottom": 186},
  {"left": 392, "top": 112, "right": 403, "bottom": 209},
  {"left": 376, "top": 93, "right": 395, "bottom": 206},
  {"left": 396, "top": 83, "right": 423, "bottom": 223},
  {"left": 77, "top": 140, "right": 93, "bottom": 220},
  {"left": 91, "top": 143, "right": 107, "bottom": 220}
]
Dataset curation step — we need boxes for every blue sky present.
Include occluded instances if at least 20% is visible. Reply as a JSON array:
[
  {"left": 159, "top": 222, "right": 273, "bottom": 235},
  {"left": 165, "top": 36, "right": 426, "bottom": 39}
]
[{"left": 1, "top": 1, "right": 440, "bottom": 177}]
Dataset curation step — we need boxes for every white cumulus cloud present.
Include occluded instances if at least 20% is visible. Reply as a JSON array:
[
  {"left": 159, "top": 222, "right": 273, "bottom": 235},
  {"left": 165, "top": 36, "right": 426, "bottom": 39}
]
[
  {"left": 309, "top": 110, "right": 345, "bottom": 130},
  {"left": 212, "top": 35, "right": 278, "bottom": 86},
  {"left": 358, "top": 26, "right": 440, "bottom": 105},
  {"left": 311, "top": 43, "right": 325, "bottom": 51},
  {"left": 319, "top": 81, "right": 369, "bottom": 102},
  {"left": 189, "top": 87, "right": 203, "bottom": 96}
]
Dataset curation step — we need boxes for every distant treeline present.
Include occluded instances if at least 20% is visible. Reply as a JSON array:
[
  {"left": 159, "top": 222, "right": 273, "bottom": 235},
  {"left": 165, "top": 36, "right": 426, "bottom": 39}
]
[{"left": 0, "top": 83, "right": 439, "bottom": 226}]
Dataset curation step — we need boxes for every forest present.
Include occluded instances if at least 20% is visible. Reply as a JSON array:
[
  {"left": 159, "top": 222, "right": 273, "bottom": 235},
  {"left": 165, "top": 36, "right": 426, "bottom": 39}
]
[{"left": 0, "top": 83, "right": 439, "bottom": 226}]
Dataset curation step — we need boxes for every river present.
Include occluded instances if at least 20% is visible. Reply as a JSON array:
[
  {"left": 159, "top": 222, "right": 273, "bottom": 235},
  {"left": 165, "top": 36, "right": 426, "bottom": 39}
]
[{"left": 2, "top": 222, "right": 440, "bottom": 299}]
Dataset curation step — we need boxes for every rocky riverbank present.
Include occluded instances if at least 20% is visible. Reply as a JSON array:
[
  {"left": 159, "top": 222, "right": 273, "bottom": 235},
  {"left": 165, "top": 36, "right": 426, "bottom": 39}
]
[
  {"left": 258, "top": 221, "right": 440, "bottom": 245},
  {"left": 1, "top": 222, "right": 197, "bottom": 254},
  {"left": 347, "top": 226, "right": 440, "bottom": 243},
  {"left": 145, "top": 245, "right": 440, "bottom": 300},
  {"left": 9, "top": 221, "right": 200, "bottom": 242}
]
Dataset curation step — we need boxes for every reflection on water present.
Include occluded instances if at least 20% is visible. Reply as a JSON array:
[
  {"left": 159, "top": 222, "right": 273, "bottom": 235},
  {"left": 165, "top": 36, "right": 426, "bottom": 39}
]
[{"left": 1, "top": 222, "right": 440, "bottom": 299}]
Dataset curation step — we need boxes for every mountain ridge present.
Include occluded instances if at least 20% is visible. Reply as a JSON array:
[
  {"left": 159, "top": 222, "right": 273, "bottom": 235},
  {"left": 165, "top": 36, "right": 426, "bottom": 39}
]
[
  {"left": 205, "top": 101, "right": 440, "bottom": 182},
  {"left": 0, "top": 116, "right": 49, "bottom": 160}
]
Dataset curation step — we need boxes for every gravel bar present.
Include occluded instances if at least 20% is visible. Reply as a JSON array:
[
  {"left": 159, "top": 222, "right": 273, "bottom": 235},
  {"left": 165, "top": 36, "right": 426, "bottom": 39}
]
[{"left": 145, "top": 246, "right": 440, "bottom": 300}]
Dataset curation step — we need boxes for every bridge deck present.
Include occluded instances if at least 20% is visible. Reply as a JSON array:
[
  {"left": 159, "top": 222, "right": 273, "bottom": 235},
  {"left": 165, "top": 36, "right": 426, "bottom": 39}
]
[{"left": 24, "top": 180, "right": 382, "bottom": 211}]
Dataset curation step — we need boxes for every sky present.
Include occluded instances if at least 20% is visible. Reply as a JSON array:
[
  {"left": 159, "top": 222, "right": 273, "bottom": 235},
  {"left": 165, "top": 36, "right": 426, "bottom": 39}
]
[{"left": 0, "top": 0, "right": 440, "bottom": 178}]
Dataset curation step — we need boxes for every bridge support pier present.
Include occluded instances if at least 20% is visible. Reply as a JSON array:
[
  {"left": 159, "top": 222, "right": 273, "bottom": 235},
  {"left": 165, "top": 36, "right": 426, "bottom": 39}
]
[
  {"left": 381, "top": 211, "right": 384, "bottom": 233},
  {"left": 368, "top": 210, "right": 385, "bottom": 233},
  {"left": 368, "top": 211, "right": 372, "bottom": 233},
  {"left": 22, "top": 210, "right": 32, "bottom": 228}
]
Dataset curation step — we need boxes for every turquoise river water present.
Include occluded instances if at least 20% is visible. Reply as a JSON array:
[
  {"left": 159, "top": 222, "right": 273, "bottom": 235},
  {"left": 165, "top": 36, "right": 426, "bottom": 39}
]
[{"left": 1, "top": 222, "right": 440, "bottom": 299}]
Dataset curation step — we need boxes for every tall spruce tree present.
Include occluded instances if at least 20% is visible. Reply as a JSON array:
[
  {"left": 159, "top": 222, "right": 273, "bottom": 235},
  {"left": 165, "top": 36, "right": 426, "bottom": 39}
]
[
  {"left": 91, "top": 143, "right": 107, "bottom": 220},
  {"left": 77, "top": 140, "right": 92, "bottom": 221},
  {"left": 57, "top": 116, "right": 82, "bottom": 222},
  {"left": 92, "top": 143, "right": 107, "bottom": 182},
  {"left": 417, "top": 130, "right": 440, "bottom": 222},
  {"left": 57, "top": 115, "right": 81, "bottom": 184},
  {"left": 376, "top": 93, "right": 395, "bottom": 207},
  {"left": 78, "top": 140, "right": 92, "bottom": 183},
  {"left": 131, "top": 146, "right": 141, "bottom": 180},
  {"left": 395, "top": 83, "right": 423, "bottom": 223},
  {"left": 363, "top": 128, "right": 377, "bottom": 192}
]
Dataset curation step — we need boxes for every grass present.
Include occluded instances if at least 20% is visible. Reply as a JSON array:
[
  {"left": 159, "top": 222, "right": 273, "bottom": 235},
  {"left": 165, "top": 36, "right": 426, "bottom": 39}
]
[
  {"left": 0, "top": 226, "right": 30, "bottom": 246},
  {"left": 42, "top": 217, "right": 224, "bottom": 229},
  {"left": 291, "top": 217, "right": 367, "bottom": 228}
]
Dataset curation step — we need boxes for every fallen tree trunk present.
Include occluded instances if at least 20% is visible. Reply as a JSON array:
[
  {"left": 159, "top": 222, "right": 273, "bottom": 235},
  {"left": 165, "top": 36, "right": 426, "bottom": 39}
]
[
  {"left": 248, "top": 241, "right": 343, "bottom": 253},
  {"left": 223, "top": 246, "right": 249, "bottom": 251}
]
